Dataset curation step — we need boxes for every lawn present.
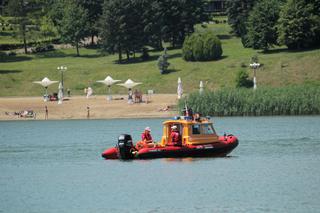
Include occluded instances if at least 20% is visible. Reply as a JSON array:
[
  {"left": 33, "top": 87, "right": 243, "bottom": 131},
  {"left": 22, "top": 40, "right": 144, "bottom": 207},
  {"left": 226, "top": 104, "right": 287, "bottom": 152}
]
[{"left": 1, "top": 22, "right": 320, "bottom": 97}]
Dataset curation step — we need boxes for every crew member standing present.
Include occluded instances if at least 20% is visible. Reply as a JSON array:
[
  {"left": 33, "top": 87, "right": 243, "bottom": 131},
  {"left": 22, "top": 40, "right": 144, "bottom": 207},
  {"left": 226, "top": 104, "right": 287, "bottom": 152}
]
[{"left": 169, "top": 125, "right": 181, "bottom": 146}]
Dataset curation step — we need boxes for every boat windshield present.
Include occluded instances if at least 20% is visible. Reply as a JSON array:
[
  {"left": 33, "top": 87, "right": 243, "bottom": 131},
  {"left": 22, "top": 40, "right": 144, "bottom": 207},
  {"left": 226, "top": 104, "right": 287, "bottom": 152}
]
[
  {"left": 202, "top": 123, "right": 216, "bottom": 135},
  {"left": 192, "top": 124, "right": 201, "bottom": 134},
  {"left": 191, "top": 123, "right": 216, "bottom": 135}
]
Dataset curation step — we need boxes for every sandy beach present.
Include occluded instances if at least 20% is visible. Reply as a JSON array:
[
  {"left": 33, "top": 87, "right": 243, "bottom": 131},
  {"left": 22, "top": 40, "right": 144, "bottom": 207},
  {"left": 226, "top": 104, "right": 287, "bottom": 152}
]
[{"left": 0, "top": 94, "right": 178, "bottom": 120}]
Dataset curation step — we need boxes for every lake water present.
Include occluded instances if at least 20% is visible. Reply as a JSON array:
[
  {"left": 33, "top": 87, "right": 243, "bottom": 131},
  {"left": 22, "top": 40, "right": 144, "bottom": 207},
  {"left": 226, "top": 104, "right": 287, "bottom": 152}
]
[{"left": 1, "top": 116, "right": 320, "bottom": 213}]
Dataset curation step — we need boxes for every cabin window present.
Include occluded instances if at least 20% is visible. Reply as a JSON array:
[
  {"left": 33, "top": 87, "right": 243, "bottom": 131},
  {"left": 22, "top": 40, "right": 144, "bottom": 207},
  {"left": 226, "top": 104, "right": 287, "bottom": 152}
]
[
  {"left": 202, "top": 124, "right": 216, "bottom": 135},
  {"left": 192, "top": 124, "right": 201, "bottom": 134}
]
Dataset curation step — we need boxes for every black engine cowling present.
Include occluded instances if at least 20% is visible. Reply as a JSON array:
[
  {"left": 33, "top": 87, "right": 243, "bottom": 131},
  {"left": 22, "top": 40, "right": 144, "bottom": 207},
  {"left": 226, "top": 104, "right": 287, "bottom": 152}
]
[{"left": 117, "top": 134, "right": 134, "bottom": 160}]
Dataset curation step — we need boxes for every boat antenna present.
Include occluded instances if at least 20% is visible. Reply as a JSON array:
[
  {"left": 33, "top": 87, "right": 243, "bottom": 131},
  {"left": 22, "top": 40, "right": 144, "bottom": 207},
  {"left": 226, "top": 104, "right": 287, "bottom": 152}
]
[{"left": 184, "top": 100, "right": 189, "bottom": 116}]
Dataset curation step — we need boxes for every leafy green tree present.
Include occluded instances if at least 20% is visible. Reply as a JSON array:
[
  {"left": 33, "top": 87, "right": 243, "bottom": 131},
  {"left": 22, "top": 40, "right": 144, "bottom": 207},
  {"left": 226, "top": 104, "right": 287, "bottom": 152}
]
[
  {"left": 246, "top": 0, "right": 280, "bottom": 51},
  {"left": 39, "top": 15, "right": 58, "bottom": 41},
  {"left": 142, "top": 0, "right": 163, "bottom": 49},
  {"left": 100, "top": 0, "right": 142, "bottom": 62},
  {"left": 5, "top": 0, "right": 43, "bottom": 53},
  {"left": 78, "top": 0, "right": 103, "bottom": 45},
  {"left": 277, "top": 0, "right": 320, "bottom": 49},
  {"left": 59, "top": 0, "right": 89, "bottom": 56},
  {"left": 100, "top": 0, "right": 209, "bottom": 61},
  {"left": 157, "top": 0, "right": 208, "bottom": 48}
]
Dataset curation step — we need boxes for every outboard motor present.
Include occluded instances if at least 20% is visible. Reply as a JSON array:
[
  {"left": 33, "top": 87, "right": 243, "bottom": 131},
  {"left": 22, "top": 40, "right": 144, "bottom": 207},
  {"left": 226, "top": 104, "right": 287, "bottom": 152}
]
[{"left": 117, "top": 134, "right": 134, "bottom": 160}]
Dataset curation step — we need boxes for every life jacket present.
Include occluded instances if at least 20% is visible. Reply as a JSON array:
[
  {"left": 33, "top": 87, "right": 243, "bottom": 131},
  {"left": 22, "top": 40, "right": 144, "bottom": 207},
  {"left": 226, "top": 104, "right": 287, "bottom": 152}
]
[
  {"left": 136, "top": 132, "right": 153, "bottom": 150},
  {"left": 168, "top": 131, "right": 181, "bottom": 146},
  {"left": 141, "top": 132, "right": 152, "bottom": 142}
]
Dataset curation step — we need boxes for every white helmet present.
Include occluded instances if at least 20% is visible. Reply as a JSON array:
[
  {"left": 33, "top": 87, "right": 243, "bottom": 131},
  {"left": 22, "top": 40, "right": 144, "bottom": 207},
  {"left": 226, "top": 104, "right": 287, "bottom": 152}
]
[{"left": 171, "top": 125, "right": 177, "bottom": 130}]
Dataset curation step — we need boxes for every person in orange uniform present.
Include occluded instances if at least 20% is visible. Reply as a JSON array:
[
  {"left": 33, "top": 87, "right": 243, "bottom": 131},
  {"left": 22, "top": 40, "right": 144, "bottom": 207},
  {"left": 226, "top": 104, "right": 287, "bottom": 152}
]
[
  {"left": 136, "top": 127, "right": 155, "bottom": 149},
  {"left": 169, "top": 125, "right": 182, "bottom": 146}
]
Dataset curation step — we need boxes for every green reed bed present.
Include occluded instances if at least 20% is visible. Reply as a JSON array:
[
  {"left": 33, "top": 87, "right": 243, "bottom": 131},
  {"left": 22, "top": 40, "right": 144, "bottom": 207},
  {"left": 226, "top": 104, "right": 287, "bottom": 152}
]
[{"left": 179, "top": 85, "right": 320, "bottom": 116}]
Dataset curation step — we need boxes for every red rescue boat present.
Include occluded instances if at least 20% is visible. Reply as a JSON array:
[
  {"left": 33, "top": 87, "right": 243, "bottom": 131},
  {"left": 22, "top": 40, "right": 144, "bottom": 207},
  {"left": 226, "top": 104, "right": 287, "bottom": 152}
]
[{"left": 101, "top": 115, "right": 238, "bottom": 160}]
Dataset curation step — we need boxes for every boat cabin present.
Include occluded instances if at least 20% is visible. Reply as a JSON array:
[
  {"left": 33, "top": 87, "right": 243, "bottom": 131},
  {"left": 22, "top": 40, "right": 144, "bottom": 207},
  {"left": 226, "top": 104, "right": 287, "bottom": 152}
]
[{"left": 160, "top": 116, "right": 220, "bottom": 146}]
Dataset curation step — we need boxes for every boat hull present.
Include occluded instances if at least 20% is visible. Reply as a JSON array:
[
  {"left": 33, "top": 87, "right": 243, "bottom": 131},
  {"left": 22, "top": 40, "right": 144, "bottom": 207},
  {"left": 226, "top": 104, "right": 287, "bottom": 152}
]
[
  {"left": 137, "top": 140, "right": 238, "bottom": 159},
  {"left": 102, "top": 136, "right": 238, "bottom": 160}
]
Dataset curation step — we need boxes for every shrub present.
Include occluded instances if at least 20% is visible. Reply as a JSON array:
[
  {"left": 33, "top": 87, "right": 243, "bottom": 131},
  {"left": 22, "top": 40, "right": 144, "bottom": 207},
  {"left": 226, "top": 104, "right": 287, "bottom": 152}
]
[
  {"left": 157, "top": 54, "right": 170, "bottom": 74},
  {"left": 182, "top": 31, "right": 222, "bottom": 61},
  {"left": 31, "top": 43, "right": 55, "bottom": 53},
  {"left": 235, "top": 69, "right": 253, "bottom": 88},
  {"left": 203, "top": 32, "right": 222, "bottom": 60},
  {"left": 182, "top": 34, "right": 196, "bottom": 61},
  {"left": 192, "top": 35, "right": 204, "bottom": 61}
]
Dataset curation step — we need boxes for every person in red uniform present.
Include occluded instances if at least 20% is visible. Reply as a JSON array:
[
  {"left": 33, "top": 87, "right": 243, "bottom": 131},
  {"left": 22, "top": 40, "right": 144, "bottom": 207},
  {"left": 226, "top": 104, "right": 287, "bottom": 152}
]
[
  {"left": 169, "top": 125, "right": 182, "bottom": 146},
  {"left": 136, "top": 127, "right": 154, "bottom": 149}
]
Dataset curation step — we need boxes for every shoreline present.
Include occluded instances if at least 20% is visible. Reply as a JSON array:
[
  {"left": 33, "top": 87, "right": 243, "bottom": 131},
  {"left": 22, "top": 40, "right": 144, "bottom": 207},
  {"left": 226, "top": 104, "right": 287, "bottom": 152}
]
[{"left": 0, "top": 94, "right": 178, "bottom": 121}]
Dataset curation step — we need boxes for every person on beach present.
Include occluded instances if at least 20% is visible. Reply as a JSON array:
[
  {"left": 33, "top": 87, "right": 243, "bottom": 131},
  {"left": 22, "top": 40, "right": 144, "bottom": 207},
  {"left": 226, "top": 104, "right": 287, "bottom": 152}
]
[
  {"left": 128, "top": 88, "right": 133, "bottom": 104},
  {"left": 136, "top": 127, "right": 154, "bottom": 149},
  {"left": 45, "top": 106, "right": 48, "bottom": 120},
  {"left": 87, "top": 106, "right": 90, "bottom": 119}
]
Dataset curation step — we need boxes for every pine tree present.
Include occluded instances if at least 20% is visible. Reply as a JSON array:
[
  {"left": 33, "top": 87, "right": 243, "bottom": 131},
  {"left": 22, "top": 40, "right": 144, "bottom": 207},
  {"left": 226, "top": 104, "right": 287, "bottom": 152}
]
[{"left": 227, "top": 0, "right": 257, "bottom": 37}]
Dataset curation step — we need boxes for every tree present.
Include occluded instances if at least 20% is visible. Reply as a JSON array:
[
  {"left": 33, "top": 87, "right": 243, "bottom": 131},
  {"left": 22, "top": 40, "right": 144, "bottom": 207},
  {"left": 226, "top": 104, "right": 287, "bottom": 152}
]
[
  {"left": 78, "top": 0, "right": 103, "bottom": 45},
  {"left": 277, "top": 0, "right": 320, "bottom": 49},
  {"left": 99, "top": 0, "right": 209, "bottom": 61},
  {"left": 5, "top": 0, "right": 44, "bottom": 53},
  {"left": 39, "top": 15, "right": 58, "bottom": 41},
  {"left": 227, "top": 0, "right": 257, "bottom": 38},
  {"left": 59, "top": 0, "right": 89, "bottom": 56},
  {"left": 100, "top": 0, "right": 146, "bottom": 62},
  {"left": 157, "top": 0, "right": 208, "bottom": 48},
  {"left": 246, "top": 0, "right": 280, "bottom": 51},
  {"left": 141, "top": 0, "right": 163, "bottom": 49}
]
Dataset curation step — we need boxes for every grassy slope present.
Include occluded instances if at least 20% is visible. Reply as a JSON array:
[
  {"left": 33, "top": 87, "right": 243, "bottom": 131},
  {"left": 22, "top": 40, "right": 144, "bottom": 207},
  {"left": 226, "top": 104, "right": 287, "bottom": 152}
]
[{"left": 0, "top": 22, "right": 320, "bottom": 97}]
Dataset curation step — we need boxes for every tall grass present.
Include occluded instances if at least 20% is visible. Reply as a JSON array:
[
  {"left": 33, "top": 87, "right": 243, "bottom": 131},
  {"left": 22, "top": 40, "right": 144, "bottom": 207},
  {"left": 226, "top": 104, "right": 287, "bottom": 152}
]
[{"left": 179, "top": 85, "right": 320, "bottom": 116}]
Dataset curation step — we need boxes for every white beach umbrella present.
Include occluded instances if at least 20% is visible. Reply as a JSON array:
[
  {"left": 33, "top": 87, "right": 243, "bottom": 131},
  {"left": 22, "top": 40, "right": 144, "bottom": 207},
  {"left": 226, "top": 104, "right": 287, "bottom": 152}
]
[
  {"left": 33, "top": 77, "right": 59, "bottom": 88},
  {"left": 58, "top": 82, "right": 63, "bottom": 104},
  {"left": 177, "top": 77, "right": 183, "bottom": 99},
  {"left": 96, "top": 76, "right": 121, "bottom": 100},
  {"left": 117, "top": 79, "right": 142, "bottom": 104},
  {"left": 199, "top": 81, "right": 204, "bottom": 94},
  {"left": 117, "top": 79, "right": 142, "bottom": 89},
  {"left": 33, "top": 77, "right": 59, "bottom": 100}
]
